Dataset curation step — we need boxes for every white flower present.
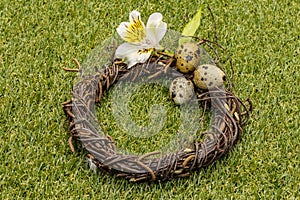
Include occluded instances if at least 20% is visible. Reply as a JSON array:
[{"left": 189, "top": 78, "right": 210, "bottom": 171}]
[{"left": 115, "top": 10, "right": 167, "bottom": 68}]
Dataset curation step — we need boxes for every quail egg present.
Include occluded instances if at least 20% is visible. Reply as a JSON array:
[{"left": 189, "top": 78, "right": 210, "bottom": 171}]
[
  {"left": 169, "top": 77, "right": 194, "bottom": 105},
  {"left": 174, "top": 42, "right": 201, "bottom": 73},
  {"left": 193, "top": 64, "right": 226, "bottom": 90}
]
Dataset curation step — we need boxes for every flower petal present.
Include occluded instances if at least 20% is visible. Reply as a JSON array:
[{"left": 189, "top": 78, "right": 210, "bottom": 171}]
[
  {"left": 115, "top": 43, "right": 151, "bottom": 68},
  {"left": 116, "top": 11, "right": 146, "bottom": 43},
  {"left": 129, "top": 10, "right": 141, "bottom": 23},
  {"left": 115, "top": 42, "right": 138, "bottom": 58},
  {"left": 126, "top": 50, "right": 151, "bottom": 68},
  {"left": 147, "top": 12, "right": 163, "bottom": 25},
  {"left": 145, "top": 12, "right": 167, "bottom": 46},
  {"left": 116, "top": 22, "right": 131, "bottom": 40}
]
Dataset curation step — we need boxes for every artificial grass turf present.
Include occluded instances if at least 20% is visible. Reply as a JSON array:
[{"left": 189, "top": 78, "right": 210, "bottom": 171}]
[{"left": 0, "top": 0, "right": 299, "bottom": 199}]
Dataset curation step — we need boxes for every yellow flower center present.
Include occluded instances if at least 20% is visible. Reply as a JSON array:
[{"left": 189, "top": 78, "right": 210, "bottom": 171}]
[{"left": 124, "top": 19, "right": 146, "bottom": 43}]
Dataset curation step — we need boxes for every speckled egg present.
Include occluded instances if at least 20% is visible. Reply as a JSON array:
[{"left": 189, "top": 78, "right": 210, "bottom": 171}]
[
  {"left": 193, "top": 64, "right": 226, "bottom": 90},
  {"left": 174, "top": 42, "right": 201, "bottom": 73},
  {"left": 169, "top": 77, "right": 194, "bottom": 105}
]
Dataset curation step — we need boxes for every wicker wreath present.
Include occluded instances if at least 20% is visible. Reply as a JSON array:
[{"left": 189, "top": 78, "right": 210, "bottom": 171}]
[{"left": 62, "top": 35, "right": 251, "bottom": 182}]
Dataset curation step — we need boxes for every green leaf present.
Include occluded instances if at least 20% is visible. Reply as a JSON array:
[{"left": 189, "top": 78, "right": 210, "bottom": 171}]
[{"left": 182, "top": 6, "right": 203, "bottom": 37}]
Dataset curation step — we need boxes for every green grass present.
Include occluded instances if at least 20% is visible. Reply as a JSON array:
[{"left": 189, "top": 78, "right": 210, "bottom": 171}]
[{"left": 0, "top": 0, "right": 299, "bottom": 199}]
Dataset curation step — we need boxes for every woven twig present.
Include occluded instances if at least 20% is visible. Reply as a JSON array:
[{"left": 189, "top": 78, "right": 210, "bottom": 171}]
[{"left": 62, "top": 53, "right": 251, "bottom": 182}]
